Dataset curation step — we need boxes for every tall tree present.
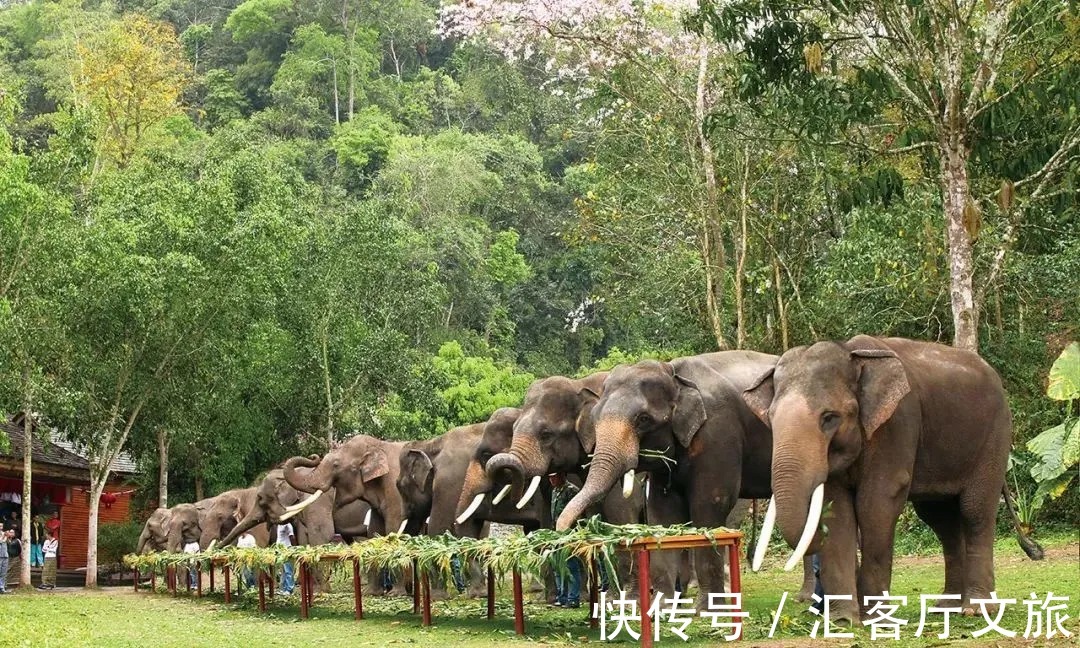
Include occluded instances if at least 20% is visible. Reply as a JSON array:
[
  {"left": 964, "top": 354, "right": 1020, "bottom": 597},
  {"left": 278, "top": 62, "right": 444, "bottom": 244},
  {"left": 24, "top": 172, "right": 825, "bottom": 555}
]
[{"left": 699, "top": 0, "right": 1080, "bottom": 351}]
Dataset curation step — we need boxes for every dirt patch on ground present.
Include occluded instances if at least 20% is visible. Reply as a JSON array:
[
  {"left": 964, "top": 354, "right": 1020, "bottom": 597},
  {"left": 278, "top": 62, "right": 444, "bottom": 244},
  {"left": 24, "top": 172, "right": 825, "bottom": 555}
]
[{"left": 897, "top": 542, "right": 1078, "bottom": 567}]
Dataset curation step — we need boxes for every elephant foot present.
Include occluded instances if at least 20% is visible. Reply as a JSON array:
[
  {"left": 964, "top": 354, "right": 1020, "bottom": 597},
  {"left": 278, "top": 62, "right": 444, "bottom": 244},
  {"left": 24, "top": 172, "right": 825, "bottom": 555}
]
[
  {"left": 828, "top": 599, "right": 861, "bottom": 626},
  {"left": 429, "top": 586, "right": 451, "bottom": 602},
  {"left": 796, "top": 585, "right": 815, "bottom": 603}
]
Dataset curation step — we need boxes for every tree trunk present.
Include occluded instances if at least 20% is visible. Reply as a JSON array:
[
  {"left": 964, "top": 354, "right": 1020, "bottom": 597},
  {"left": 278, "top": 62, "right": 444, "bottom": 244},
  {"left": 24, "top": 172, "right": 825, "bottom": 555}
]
[
  {"left": 939, "top": 134, "right": 978, "bottom": 352},
  {"left": 694, "top": 37, "right": 726, "bottom": 350},
  {"left": 195, "top": 473, "right": 204, "bottom": 501},
  {"left": 20, "top": 372, "right": 32, "bottom": 587},
  {"left": 157, "top": 427, "right": 169, "bottom": 509},
  {"left": 734, "top": 145, "right": 750, "bottom": 349},
  {"left": 85, "top": 476, "right": 105, "bottom": 587},
  {"left": 773, "top": 254, "right": 789, "bottom": 350},
  {"left": 332, "top": 62, "right": 340, "bottom": 125}
]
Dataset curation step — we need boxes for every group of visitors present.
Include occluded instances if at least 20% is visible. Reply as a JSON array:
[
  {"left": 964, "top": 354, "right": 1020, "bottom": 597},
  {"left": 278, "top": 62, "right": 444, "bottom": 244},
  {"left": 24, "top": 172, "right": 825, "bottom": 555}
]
[
  {"left": 0, "top": 523, "right": 59, "bottom": 593},
  {"left": 181, "top": 525, "right": 292, "bottom": 594}
]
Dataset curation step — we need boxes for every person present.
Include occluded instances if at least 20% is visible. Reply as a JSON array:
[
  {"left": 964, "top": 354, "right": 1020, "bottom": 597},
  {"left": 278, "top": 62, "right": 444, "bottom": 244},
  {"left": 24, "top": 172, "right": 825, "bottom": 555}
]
[
  {"left": 548, "top": 473, "right": 582, "bottom": 608},
  {"left": 0, "top": 528, "right": 10, "bottom": 594},
  {"left": 6, "top": 526, "right": 22, "bottom": 588},
  {"left": 183, "top": 538, "right": 200, "bottom": 590},
  {"left": 276, "top": 521, "right": 296, "bottom": 595},
  {"left": 236, "top": 530, "right": 257, "bottom": 589},
  {"left": 810, "top": 553, "right": 825, "bottom": 614},
  {"left": 38, "top": 529, "right": 58, "bottom": 590},
  {"left": 30, "top": 516, "right": 44, "bottom": 568}
]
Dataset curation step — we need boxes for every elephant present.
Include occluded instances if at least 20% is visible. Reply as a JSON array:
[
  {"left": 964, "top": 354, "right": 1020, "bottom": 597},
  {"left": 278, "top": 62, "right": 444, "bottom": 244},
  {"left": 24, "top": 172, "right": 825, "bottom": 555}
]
[
  {"left": 197, "top": 488, "right": 271, "bottom": 550},
  {"left": 741, "top": 336, "right": 1044, "bottom": 622},
  {"left": 283, "top": 433, "right": 427, "bottom": 594},
  {"left": 549, "top": 352, "right": 817, "bottom": 608},
  {"left": 480, "top": 373, "right": 697, "bottom": 598},
  {"left": 136, "top": 507, "right": 172, "bottom": 554},
  {"left": 454, "top": 407, "right": 551, "bottom": 531},
  {"left": 217, "top": 469, "right": 372, "bottom": 548},
  {"left": 165, "top": 496, "right": 218, "bottom": 553},
  {"left": 215, "top": 469, "right": 376, "bottom": 594}
]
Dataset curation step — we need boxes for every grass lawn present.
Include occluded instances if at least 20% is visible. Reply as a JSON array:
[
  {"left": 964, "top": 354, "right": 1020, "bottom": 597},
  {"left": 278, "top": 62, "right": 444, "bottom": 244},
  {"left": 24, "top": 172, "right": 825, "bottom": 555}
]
[{"left": 2, "top": 533, "right": 1076, "bottom": 647}]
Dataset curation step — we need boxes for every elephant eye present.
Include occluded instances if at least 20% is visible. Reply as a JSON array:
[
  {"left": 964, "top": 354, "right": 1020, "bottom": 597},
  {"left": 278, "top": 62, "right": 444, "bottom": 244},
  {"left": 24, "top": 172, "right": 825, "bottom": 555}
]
[
  {"left": 635, "top": 412, "right": 652, "bottom": 426},
  {"left": 820, "top": 411, "right": 841, "bottom": 432}
]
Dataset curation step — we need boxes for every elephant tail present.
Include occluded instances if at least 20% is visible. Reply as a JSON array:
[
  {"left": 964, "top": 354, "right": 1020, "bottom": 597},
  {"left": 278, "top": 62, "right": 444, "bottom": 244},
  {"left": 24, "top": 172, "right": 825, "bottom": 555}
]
[{"left": 1002, "top": 484, "right": 1045, "bottom": 560}]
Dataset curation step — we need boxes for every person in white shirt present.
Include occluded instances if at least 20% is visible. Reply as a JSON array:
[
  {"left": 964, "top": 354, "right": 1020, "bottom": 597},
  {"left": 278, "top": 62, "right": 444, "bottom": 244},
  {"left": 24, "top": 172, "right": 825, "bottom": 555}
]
[
  {"left": 276, "top": 522, "right": 296, "bottom": 594},
  {"left": 182, "top": 539, "right": 200, "bottom": 590},
  {"left": 236, "top": 530, "right": 257, "bottom": 588},
  {"left": 38, "top": 530, "right": 58, "bottom": 590}
]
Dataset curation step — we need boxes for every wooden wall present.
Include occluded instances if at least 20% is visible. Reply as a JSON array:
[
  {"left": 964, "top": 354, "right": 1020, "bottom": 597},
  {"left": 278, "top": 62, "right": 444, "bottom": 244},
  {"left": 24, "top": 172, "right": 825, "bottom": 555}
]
[{"left": 58, "top": 484, "right": 133, "bottom": 570}]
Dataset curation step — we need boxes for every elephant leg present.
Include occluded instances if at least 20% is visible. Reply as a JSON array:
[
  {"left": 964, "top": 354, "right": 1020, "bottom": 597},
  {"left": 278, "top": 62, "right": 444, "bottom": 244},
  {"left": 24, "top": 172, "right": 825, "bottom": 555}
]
[
  {"left": 958, "top": 480, "right": 1003, "bottom": 614},
  {"left": 688, "top": 470, "right": 738, "bottom": 611},
  {"left": 912, "top": 499, "right": 966, "bottom": 607},
  {"left": 680, "top": 550, "right": 696, "bottom": 592},
  {"left": 853, "top": 474, "right": 909, "bottom": 617},
  {"left": 818, "top": 483, "right": 860, "bottom": 624}
]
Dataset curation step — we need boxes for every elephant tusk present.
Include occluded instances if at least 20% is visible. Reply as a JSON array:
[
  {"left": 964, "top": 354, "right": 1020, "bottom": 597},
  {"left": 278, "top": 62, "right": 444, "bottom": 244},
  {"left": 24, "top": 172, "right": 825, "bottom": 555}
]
[
  {"left": 751, "top": 496, "right": 777, "bottom": 572},
  {"left": 456, "top": 493, "right": 486, "bottom": 525},
  {"left": 644, "top": 476, "right": 650, "bottom": 501},
  {"left": 491, "top": 484, "right": 512, "bottom": 506},
  {"left": 622, "top": 470, "right": 635, "bottom": 498},
  {"left": 515, "top": 475, "right": 541, "bottom": 510},
  {"left": 363, "top": 508, "right": 372, "bottom": 527},
  {"left": 278, "top": 507, "right": 301, "bottom": 523},
  {"left": 284, "top": 489, "right": 323, "bottom": 513},
  {"left": 206, "top": 539, "right": 218, "bottom": 552},
  {"left": 397, "top": 519, "right": 409, "bottom": 534},
  {"left": 784, "top": 484, "right": 824, "bottom": 572},
  {"left": 424, "top": 516, "right": 430, "bottom": 526}
]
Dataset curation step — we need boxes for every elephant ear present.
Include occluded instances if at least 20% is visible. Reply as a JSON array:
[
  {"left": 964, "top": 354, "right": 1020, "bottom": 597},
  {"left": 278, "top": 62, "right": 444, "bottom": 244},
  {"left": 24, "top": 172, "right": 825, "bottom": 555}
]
[
  {"left": 576, "top": 401, "right": 597, "bottom": 454},
  {"left": 360, "top": 449, "right": 390, "bottom": 483},
  {"left": 742, "top": 366, "right": 776, "bottom": 425},
  {"left": 403, "top": 449, "right": 435, "bottom": 490},
  {"left": 671, "top": 373, "right": 707, "bottom": 447},
  {"left": 576, "top": 378, "right": 603, "bottom": 453},
  {"left": 851, "top": 348, "right": 911, "bottom": 438}
]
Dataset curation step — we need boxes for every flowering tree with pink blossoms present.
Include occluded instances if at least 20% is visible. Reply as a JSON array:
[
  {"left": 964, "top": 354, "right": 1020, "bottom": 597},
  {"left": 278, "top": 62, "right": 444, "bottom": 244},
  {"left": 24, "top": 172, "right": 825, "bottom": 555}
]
[{"left": 438, "top": 0, "right": 737, "bottom": 349}]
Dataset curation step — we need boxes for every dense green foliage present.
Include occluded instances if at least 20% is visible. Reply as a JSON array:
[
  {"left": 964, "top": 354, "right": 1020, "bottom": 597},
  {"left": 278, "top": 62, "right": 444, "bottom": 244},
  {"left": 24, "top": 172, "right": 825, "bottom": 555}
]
[{"left": 0, "top": 0, "right": 1075, "bottom": 531}]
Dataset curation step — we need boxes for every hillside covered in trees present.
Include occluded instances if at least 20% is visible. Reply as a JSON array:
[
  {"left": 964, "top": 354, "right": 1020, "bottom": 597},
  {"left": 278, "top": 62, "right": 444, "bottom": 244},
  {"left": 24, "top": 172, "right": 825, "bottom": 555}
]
[{"left": 0, "top": 0, "right": 1076, "bottom": 563}]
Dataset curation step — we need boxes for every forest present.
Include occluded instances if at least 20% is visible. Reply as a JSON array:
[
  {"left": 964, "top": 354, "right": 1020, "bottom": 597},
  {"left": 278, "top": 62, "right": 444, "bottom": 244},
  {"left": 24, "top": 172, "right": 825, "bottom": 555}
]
[{"left": 0, "top": 0, "right": 1077, "bottom": 580}]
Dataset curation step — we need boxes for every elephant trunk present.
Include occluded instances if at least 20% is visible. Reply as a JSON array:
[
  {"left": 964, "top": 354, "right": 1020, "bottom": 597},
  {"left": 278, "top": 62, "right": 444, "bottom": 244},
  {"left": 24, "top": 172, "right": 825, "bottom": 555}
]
[
  {"left": 768, "top": 407, "right": 829, "bottom": 568},
  {"left": 284, "top": 454, "right": 331, "bottom": 495},
  {"left": 455, "top": 460, "right": 492, "bottom": 524},
  {"left": 219, "top": 505, "right": 265, "bottom": 548},
  {"left": 556, "top": 417, "right": 638, "bottom": 531},
  {"left": 136, "top": 528, "right": 151, "bottom": 554}
]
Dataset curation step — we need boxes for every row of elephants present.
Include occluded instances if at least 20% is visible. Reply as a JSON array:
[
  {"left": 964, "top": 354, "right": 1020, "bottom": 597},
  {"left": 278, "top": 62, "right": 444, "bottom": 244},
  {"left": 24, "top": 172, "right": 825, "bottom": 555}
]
[{"left": 135, "top": 336, "right": 1042, "bottom": 623}]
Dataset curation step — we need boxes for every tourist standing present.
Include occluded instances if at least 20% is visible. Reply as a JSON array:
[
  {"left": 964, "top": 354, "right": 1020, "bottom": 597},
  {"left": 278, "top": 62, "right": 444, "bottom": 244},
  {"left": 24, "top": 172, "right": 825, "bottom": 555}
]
[
  {"left": 39, "top": 529, "right": 58, "bottom": 590},
  {"left": 5, "top": 527, "right": 22, "bottom": 589},
  {"left": 0, "top": 528, "right": 10, "bottom": 594},
  {"left": 183, "top": 539, "right": 200, "bottom": 589},
  {"left": 276, "top": 522, "right": 296, "bottom": 595},
  {"left": 548, "top": 473, "right": 582, "bottom": 608},
  {"left": 236, "top": 530, "right": 257, "bottom": 588},
  {"left": 30, "top": 516, "right": 44, "bottom": 568}
]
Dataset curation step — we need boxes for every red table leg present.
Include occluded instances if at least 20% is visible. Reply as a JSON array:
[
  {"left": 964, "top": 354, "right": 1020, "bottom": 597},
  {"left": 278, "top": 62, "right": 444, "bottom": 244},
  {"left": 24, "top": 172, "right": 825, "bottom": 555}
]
[
  {"left": 486, "top": 567, "right": 495, "bottom": 620},
  {"left": 353, "top": 559, "right": 363, "bottom": 620},
  {"left": 268, "top": 566, "right": 275, "bottom": 599},
  {"left": 197, "top": 566, "right": 202, "bottom": 597},
  {"left": 727, "top": 539, "right": 743, "bottom": 641},
  {"left": 209, "top": 563, "right": 215, "bottom": 593},
  {"left": 638, "top": 549, "right": 652, "bottom": 648},
  {"left": 589, "top": 558, "right": 599, "bottom": 629},
  {"left": 134, "top": 568, "right": 140, "bottom": 592},
  {"left": 258, "top": 570, "right": 267, "bottom": 612},
  {"left": 151, "top": 570, "right": 157, "bottom": 592},
  {"left": 512, "top": 569, "right": 525, "bottom": 636},
  {"left": 421, "top": 570, "right": 432, "bottom": 626},
  {"left": 224, "top": 568, "right": 232, "bottom": 603},
  {"left": 299, "top": 563, "right": 310, "bottom": 619}
]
